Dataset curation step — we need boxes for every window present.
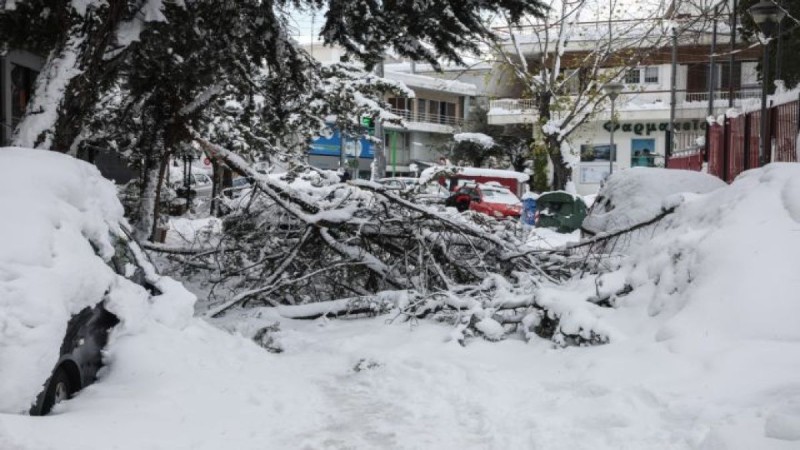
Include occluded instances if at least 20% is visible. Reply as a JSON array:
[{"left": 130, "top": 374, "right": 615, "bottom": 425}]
[
  {"left": 441, "top": 102, "right": 456, "bottom": 123},
  {"left": 624, "top": 67, "right": 659, "bottom": 84},
  {"left": 10, "top": 64, "right": 38, "bottom": 126},
  {"left": 624, "top": 68, "right": 641, "bottom": 84},
  {"left": 388, "top": 97, "right": 410, "bottom": 112},
  {"left": 644, "top": 66, "right": 659, "bottom": 83},
  {"left": 580, "top": 144, "right": 616, "bottom": 162},
  {"left": 417, "top": 99, "right": 427, "bottom": 118},
  {"left": 560, "top": 68, "right": 588, "bottom": 94},
  {"left": 631, "top": 139, "right": 656, "bottom": 167}
]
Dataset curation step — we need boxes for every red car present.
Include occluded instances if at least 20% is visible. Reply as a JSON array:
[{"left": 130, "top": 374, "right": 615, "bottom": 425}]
[{"left": 446, "top": 183, "right": 523, "bottom": 218}]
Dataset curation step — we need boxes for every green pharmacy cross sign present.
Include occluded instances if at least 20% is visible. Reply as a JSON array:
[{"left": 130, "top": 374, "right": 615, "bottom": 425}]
[{"left": 361, "top": 117, "right": 375, "bottom": 135}]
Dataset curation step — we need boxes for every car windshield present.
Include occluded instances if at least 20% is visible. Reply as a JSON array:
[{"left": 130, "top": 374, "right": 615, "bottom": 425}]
[{"left": 481, "top": 188, "right": 520, "bottom": 205}]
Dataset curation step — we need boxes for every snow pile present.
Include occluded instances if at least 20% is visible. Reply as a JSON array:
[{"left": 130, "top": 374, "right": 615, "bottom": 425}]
[
  {"left": 583, "top": 167, "right": 725, "bottom": 235},
  {"left": 0, "top": 148, "right": 194, "bottom": 414},
  {"left": 0, "top": 148, "right": 126, "bottom": 413},
  {"left": 616, "top": 164, "right": 800, "bottom": 343}
]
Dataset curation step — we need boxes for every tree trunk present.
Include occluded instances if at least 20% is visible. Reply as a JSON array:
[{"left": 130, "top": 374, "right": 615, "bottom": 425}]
[
  {"left": 547, "top": 137, "right": 571, "bottom": 191},
  {"left": 148, "top": 154, "right": 170, "bottom": 241},
  {"left": 135, "top": 157, "right": 159, "bottom": 241},
  {"left": 536, "top": 91, "right": 571, "bottom": 190}
]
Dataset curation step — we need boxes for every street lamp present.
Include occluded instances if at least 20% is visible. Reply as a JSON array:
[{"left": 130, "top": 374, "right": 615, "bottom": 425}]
[
  {"left": 603, "top": 82, "right": 624, "bottom": 176},
  {"left": 749, "top": 0, "right": 785, "bottom": 166}
]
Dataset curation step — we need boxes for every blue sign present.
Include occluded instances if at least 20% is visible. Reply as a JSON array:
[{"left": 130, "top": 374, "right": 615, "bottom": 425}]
[{"left": 309, "top": 126, "right": 374, "bottom": 159}]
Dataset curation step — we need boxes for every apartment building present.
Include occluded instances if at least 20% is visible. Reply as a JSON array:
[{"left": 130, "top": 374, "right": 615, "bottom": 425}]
[
  {"left": 304, "top": 44, "right": 478, "bottom": 177},
  {"left": 485, "top": 13, "right": 763, "bottom": 194}
]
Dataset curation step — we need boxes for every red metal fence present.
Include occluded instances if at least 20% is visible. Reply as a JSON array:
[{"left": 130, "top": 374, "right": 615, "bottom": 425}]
[
  {"left": 666, "top": 149, "right": 704, "bottom": 171},
  {"left": 701, "top": 95, "right": 799, "bottom": 183},
  {"left": 772, "top": 100, "right": 799, "bottom": 163}
]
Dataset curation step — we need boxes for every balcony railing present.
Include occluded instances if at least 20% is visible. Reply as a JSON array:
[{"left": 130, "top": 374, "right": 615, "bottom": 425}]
[
  {"left": 489, "top": 99, "right": 537, "bottom": 112},
  {"left": 489, "top": 88, "right": 764, "bottom": 113},
  {"left": 683, "top": 87, "right": 762, "bottom": 103},
  {"left": 387, "top": 107, "right": 463, "bottom": 127}
]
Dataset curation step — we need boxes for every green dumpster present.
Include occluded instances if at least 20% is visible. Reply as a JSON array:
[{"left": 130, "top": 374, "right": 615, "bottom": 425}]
[{"left": 535, "top": 191, "right": 588, "bottom": 233}]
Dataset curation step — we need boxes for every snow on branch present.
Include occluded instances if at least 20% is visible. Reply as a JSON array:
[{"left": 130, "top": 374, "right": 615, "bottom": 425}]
[{"left": 454, "top": 132, "right": 496, "bottom": 150}]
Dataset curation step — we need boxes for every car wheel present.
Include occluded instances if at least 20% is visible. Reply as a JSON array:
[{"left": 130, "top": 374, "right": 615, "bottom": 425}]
[{"left": 40, "top": 367, "right": 73, "bottom": 415}]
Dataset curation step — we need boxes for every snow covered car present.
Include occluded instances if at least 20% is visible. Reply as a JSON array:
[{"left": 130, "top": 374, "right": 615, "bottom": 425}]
[
  {"left": 172, "top": 172, "right": 214, "bottom": 199},
  {"left": 378, "top": 177, "right": 450, "bottom": 204},
  {"left": 377, "top": 177, "right": 419, "bottom": 191},
  {"left": 446, "top": 183, "right": 522, "bottom": 218},
  {"left": 28, "top": 231, "right": 155, "bottom": 415},
  {"left": 582, "top": 167, "right": 726, "bottom": 236},
  {"left": 0, "top": 148, "right": 186, "bottom": 416}
]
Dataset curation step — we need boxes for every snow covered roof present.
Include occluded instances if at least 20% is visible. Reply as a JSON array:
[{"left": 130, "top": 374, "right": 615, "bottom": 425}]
[
  {"left": 384, "top": 59, "right": 493, "bottom": 74},
  {"left": 419, "top": 166, "right": 530, "bottom": 184},
  {"left": 384, "top": 70, "right": 477, "bottom": 96},
  {"left": 456, "top": 166, "right": 530, "bottom": 182}
]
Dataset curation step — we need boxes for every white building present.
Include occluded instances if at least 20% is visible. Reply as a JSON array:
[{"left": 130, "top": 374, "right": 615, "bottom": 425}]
[
  {"left": 303, "top": 44, "right": 479, "bottom": 176},
  {"left": 485, "top": 12, "right": 763, "bottom": 195}
]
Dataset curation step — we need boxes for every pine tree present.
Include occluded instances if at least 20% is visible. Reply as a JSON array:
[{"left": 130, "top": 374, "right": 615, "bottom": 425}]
[
  {"left": 738, "top": 0, "right": 799, "bottom": 91},
  {"left": 0, "top": 0, "right": 164, "bottom": 151},
  {"left": 3, "top": 0, "right": 547, "bottom": 239}
]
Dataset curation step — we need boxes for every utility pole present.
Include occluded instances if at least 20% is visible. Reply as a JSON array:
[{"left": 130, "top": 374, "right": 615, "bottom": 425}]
[
  {"left": 729, "top": 0, "right": 737, "bottom": 108},
  {"left": 372, "top": 60, "right": 386, "bottom": 180},
  {"left": 668, "top": 25, "right": 678, "bottom": 166},
  {"left": 708, "top": 5, "right": 718, "bottom": 118}
]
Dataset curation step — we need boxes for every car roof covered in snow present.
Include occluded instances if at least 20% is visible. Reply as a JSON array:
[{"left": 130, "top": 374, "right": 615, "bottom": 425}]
[{"left": 582, "top": 167, "right": 726, "bottom": 235}]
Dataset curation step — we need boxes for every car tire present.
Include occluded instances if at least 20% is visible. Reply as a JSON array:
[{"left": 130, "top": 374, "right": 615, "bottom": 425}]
[{"left": 39, "top": 367, "right": 73, "bottom": 415}]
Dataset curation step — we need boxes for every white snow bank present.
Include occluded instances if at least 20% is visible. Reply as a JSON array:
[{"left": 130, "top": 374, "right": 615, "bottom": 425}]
[
  {"left": 583, "top": 167, "right": 725, "bottom": 235},
  {"left": 622, "top": 163, "right": 800, "bottom": 343}
]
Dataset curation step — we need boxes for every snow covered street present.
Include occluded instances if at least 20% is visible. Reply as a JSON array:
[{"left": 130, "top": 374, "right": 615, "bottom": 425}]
[
  {"left": 2, "top": 308, "right": 800, "bottom": 450},
  {"left": 3, "top": 0, "right": 800, "bottom": 447},
  {"left": 4, "top": 162, "right": 800, "bottom": 449}
]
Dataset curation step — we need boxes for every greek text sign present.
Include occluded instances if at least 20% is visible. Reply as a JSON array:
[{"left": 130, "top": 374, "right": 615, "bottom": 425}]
[{"left": 603, "top": 120, "right": 708, "bottom": 136}]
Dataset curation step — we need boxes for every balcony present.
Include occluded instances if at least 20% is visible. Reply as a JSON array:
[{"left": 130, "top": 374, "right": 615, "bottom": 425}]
[
  {"left": 386, "top": 107, "right": 463, "bottom": 132},
  {"left": 487, "top": 88, "right": 764, "bottom": 125},
  {"left": 683, "top": 87, "right": 762, "bottom": 103}
]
